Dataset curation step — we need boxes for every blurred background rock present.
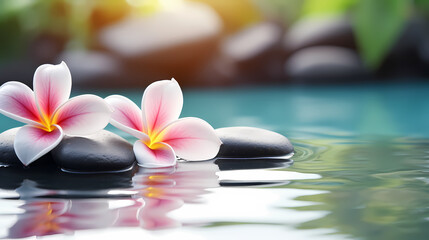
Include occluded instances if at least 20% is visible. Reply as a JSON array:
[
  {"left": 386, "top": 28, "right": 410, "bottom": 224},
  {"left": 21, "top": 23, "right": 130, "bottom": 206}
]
[{"left": 0, "top": 0, "right": 428, "bottom": 88}]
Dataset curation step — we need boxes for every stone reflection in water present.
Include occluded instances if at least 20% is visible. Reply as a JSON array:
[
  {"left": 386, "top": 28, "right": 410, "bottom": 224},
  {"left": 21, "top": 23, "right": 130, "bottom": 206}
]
[
  {"left": 0, "top": 165, "right": 136, "bottom": 193},
  {"left": 4, "top": 161, "right": 220, "bottom": 238}
]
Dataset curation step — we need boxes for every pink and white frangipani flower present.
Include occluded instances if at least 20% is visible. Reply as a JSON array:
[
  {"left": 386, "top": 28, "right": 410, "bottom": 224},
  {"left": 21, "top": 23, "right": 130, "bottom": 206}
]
[
  {"left": 0, "top": 62, "right": 112, "bottom": 166},
  {"left": 106, "top": 79, "right": 222, "bottom": 168}
]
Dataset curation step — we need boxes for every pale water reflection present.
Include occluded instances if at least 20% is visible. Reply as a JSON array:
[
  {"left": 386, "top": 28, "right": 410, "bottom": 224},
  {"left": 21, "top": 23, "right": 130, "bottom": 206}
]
[{"left": 0, "top": 157, "right": 322, "bottom": 239}]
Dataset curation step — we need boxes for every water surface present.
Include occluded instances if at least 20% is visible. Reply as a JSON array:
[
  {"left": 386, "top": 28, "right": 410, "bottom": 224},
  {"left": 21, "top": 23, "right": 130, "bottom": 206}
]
[{"left": 0, "top": 82, "right": 428, "bottom": 239}]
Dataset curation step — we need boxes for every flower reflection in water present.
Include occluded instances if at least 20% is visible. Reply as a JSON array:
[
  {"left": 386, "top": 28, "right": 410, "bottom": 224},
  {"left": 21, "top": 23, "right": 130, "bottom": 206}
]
[
  {"left": 8, "top": 200, "right": 70, "bottom": 238},
  {"left": 8, "top": 198, "right": 125, "bottom": 238},
  {"left": 129, "top": 162, "right": 220, "bottom": 230},
  {"left": 6, "top": 161, "right": 220, "bottom": 238}
]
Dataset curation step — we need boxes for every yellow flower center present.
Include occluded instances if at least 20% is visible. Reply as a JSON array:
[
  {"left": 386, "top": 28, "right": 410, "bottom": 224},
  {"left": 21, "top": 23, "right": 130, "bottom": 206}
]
[
  {"left": 34, "top": 202, "right": 61, "bottom": 233},
  {"left": 146, "top": 130, "right": 165, "bottom": 149},
  {"left": 38, "top": 113, "right": 57, "bottom": 132},
  {"left": 144, "top": 186, "right": 164, "bottom": 198}
]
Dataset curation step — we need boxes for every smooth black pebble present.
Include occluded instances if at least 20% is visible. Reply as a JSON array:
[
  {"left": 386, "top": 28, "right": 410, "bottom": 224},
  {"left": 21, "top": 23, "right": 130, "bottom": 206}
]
[
  {"left": 284, "top": 46, "right": 368, "bottom": 81},
  {"left": 215, "top": 127, "right": 294, "bottom": 159},
  {"left": 52, "top": 130, "right": 136, "bottom": 173},
  {"left": 0, "top": 127, "right": 54, "bottom": 167}
]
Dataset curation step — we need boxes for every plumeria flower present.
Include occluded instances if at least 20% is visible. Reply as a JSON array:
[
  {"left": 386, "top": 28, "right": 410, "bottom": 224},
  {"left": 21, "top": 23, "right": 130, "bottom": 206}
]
[
  {"left": 0, "top": 62, "right": 112, "bottom": 166},
  {"left": 106, "top": 79, "right": 222, "bottom": 168}
]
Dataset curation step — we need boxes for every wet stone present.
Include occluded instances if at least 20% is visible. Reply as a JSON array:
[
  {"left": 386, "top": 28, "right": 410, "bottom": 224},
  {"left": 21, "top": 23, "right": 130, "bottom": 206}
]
[
  {"left": 56, "top": 50, "right": 124, "bottom": 89},
  {"left": 97, "top": 2, "right": 222, "bottom": 87},
  {"left": 420, "top": 38, "right": 429, "bottom": 64},
  {"left": 285, "top": 46, "right": 368, "bottom": 81},
  {"left": 0, "top": 128, "right": 54, "bottom": 168},
  {"left": 221, "top": 22, "right": 285, "bottom": 83},
  {"left": 222, "top": 22, "right": 283, "bottom": 64},
  {"left": 215, "top": 127, "right": 294, "bottom": 159},
  {"left": 51, "top": 130, "right": 136, "bottom": 173},
  {"left": 378, "top": 19, "right": 429, "bottom": 77},
  {"left": 98, "top": 2, "right": 221, "bottom": 59},
  {"left": 283, "top": 16, "right": 355, "bottom": 53}
]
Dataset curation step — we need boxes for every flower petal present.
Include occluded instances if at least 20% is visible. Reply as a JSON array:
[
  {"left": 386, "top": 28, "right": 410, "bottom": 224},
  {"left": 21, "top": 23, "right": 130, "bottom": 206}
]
[
  {"left": 105, "top": 95, "right": 149, "bottom": 140},
  {"left": 142, "top": 78, "right": 183, "bottom": 136},
  {"left": 155, "top": 117, "right": 222, "bottom": 161},
  {"left": 14, "top": 125, "right": 63, "bottom": 166},
  {"left": 52, "top": 95, "right": 111, "bottom": 135},
  {"left": 0, "top": 81, "right": 42, "bottom": 126},
  {"left": 34, "top": 62, "right": 72, "bottom": 118},
  {"left": 134, "top": 141, "right": 176, "bottom": 168}
]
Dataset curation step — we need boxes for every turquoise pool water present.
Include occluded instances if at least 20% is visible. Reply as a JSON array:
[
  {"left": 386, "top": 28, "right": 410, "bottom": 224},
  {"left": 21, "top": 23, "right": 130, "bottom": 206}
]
[{"left": 0, "top": 82, "right": 428, "bottom": 239}]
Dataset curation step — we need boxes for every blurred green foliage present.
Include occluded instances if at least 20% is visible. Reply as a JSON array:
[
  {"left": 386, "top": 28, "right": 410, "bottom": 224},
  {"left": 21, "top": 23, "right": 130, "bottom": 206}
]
[
  {"left": 301, "top": 0, "right": 357, "bottom": 17},
  {"left": 0, "top": 0, "right": 33, "bottom": 62},
  {"left": 0, "top": 0, "right": 71, "bottom": 62},
  {"left": 354, "top": 0, "right": 409, "bottom": 68}
]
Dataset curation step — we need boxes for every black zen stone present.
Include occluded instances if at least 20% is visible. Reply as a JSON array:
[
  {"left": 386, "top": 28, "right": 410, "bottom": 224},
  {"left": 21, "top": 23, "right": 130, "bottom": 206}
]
[
  {"left": 52, "top": 130, "right": 135, "bottom": 173},
  {"left": 215, "top": 127, "right": 294, "bottom": 159}
]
